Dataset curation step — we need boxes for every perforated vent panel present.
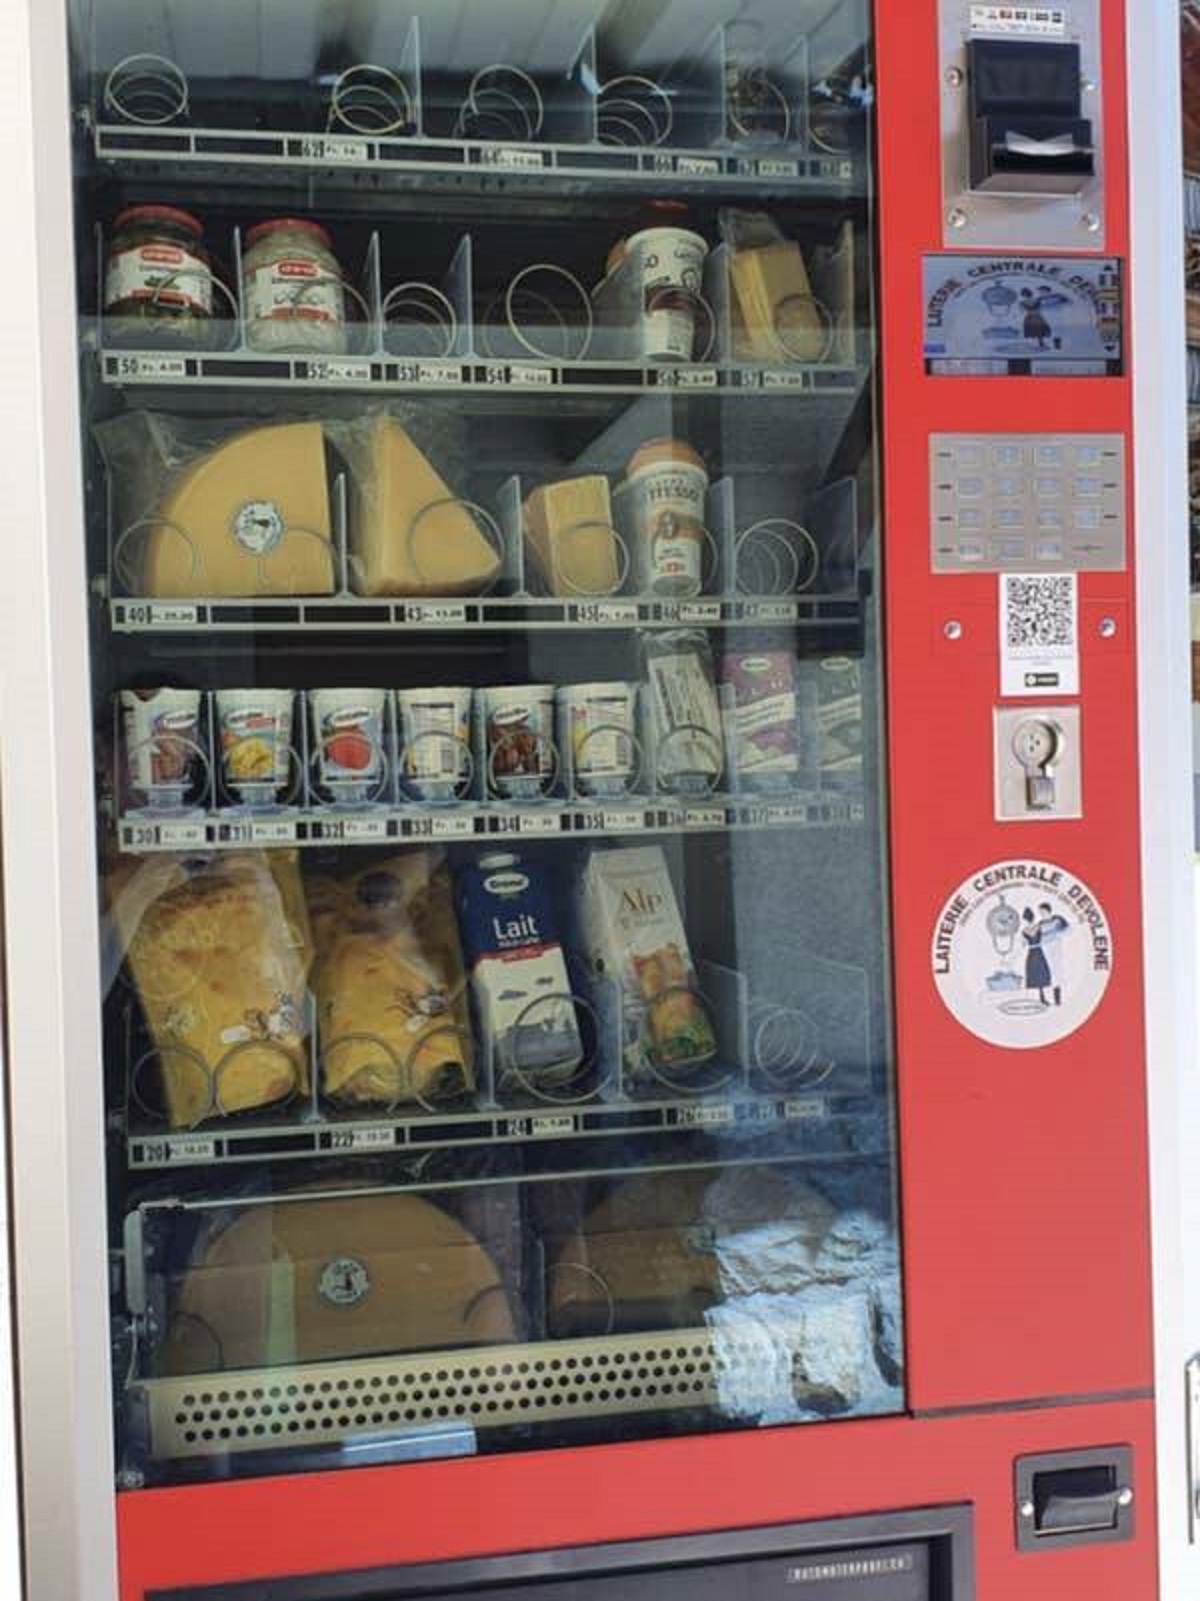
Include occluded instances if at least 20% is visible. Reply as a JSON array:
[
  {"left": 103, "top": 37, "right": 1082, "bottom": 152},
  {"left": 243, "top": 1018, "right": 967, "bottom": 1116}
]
[{"left": 137, "top": 1329, "right": 750, "bottom": 1460}]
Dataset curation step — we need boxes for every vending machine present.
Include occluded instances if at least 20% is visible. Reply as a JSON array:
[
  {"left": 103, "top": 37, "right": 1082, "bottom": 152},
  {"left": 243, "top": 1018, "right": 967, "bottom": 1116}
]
[{"left": 2, "top": 0, "right": 1193, "bottom": 1598}]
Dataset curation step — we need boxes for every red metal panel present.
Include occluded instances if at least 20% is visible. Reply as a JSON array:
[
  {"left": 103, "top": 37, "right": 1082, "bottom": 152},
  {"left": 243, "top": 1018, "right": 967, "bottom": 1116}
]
[
  {"left": 877, "top": 0, "right": 1154, "bottom": 1410},
  {"left": 116, "top": 1401, "right": 1157, "bottom": 1599}
]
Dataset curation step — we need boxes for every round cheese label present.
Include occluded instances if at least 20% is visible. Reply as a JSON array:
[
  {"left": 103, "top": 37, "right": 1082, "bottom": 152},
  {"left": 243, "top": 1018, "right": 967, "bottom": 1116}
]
[
  {"left": 318, "top": 1256, "right": 372, "bottom": 1308},
  {"left": 931, "top": 859, "right": 1113, "bottom": 1049},
  {"left": 233, "top": 499, "right": 285, "bottom": 555}
]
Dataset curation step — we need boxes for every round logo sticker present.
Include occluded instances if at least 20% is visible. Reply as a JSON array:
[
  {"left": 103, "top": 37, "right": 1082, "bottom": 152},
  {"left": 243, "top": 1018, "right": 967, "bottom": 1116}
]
[
  {"left": 318, "top": 1256, "right": 371, "bottom": 1309},
  {"left": 932, "top": 859, "right": 1112, "bottom": 1049},
  {"left": 232, "top": 500, "right": 284, "bottom": 555}
]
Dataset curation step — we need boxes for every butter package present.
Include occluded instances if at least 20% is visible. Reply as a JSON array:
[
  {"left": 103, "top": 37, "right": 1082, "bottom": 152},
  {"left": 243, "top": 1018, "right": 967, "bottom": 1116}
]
[
  {"left": 522, "top": 475, "right": 622, "bottom": 597},
  {"left": 577, "top": 845, "right": 716, "bottom": 1085},
  {"left": 96, "top": 411, "right": 336, "bottom": 599},
  {"left": 333, "top": 412, "right": 502, "bottom": 597}
]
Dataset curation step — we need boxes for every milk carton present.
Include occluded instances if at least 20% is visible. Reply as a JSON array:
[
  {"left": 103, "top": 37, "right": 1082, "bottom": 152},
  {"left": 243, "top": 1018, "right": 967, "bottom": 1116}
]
[
  {"left": 457, "top": 853, "right": 583, "bottom": 1094},
  {"left": 578, "top": 846, "right": 717, "bottom": 1086}
]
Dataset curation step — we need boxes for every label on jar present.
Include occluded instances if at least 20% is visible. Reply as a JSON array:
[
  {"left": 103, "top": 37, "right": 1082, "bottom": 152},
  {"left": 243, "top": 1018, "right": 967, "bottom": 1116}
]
[
  {"left": 105, "top": 244, "right": 213, "bottom": 316},
  {"left": 616, "top": 457, "right": 709, "bottom": 597},
  {"left": 245, "top": 259, "right": 345, "bottom": 328}
]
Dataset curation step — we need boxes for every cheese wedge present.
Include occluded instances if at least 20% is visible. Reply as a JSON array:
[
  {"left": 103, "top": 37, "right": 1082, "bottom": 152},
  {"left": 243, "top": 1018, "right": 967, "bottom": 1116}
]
[
  {"left": 344, "top": 415, "right": 501, "bottom": 596},
  {"left": 142, "top": 421, "right": 335, "bottom": 598},
  {"left": 731, "top": 241, "right": 827, "bottom": 364},
  {"left": 523, "top": 475, "right": 622, "bottom": 597}
]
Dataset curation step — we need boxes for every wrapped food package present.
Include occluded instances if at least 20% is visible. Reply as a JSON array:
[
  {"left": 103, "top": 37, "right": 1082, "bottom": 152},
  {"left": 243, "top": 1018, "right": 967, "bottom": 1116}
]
[
  {"left": 332, "top": 412, "right": 501, "bottom": 597},
  {"left": 720, "top": 210, "right": 830, "bottom": 365},
  {"left": 160, "top": 1193, "right": 517, "bottom": 1375},
  {"left": 96, "top": 412, "right": 336, "bottom": 599},
  {"left": 577, "top": 845, "right": 716, "bottom": 1083},
  {"left": 306, "top": 850, "right": 475, "bottom": 1107},
  {"left": 111, "top": 851, "right": 313, "bottom": 1128},
  {"left": 642, "top": 629, "right": 726, "bottom": 793}
]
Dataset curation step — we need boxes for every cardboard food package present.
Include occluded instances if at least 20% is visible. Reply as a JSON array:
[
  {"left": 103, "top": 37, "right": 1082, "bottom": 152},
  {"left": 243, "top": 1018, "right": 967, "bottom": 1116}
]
[{"left": 522, "top": 474, "right": 622, "bottom": 597}]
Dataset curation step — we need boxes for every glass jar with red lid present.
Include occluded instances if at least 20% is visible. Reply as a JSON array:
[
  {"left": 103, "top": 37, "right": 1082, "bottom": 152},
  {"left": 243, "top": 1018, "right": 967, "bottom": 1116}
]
[
  {"left": 104, "top": 205, "right": 214, "bottom": 339},
  {"left": 241, "top": 217, "right": 350, "bottom": 354}
]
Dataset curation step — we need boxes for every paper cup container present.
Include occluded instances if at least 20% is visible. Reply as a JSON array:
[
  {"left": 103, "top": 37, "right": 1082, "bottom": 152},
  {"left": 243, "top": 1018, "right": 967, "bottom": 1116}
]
[
  {"left": 483, "top": 685, "right": 556, "bottom": 801},
  {"left": 216, "top": 689, "right": 294, "bottom": 808},
  {"left": 615, "top": 439, "right": 710, "bottom": 598},
  {"left": 620, "top": 227, "right": 709, "bottom": 362},
  {"left": 311, "top": 689, "right": 388, "bottom": 805},
  {"left": 559, "top": 682, "right": 638, "bottom": 798},
  {"left": 398, "top": 687, "right": 473, "bottom": 804},
  {"left": 121, "top": 687, "right": 203, "bottom": 810}
]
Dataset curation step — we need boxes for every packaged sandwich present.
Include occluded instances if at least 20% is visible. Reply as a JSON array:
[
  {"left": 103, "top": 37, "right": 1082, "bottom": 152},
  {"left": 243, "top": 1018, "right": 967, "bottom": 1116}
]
[
  {"left": 331, "top": 412, "right": 501, "bottom": 597},
  {"left": 160, "top": 1192, "right": 517, "bottom": 1374},
  {"left": 577, "top": 845, "right": 716, "bottom": 1084},
  {"left": 111, "top": 851, "right": 312, "bottom": 1128},
  {"left": 306, "top": 850, "right": 474, "bottom": 1107}
]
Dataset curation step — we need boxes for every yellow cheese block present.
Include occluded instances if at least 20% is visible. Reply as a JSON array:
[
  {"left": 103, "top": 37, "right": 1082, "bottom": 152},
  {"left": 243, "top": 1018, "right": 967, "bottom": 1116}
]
[
  {"left": 731, "top": 241, "right": 827, "bottom": 364},
  {"left": 522, "top": 475, "right": 622, "bottom": 596},
  {"left": 346, "top": 415, "right": 502, "bottom": 596},
  {"left": 141, "top": 422, "right": 336, "bottom": 598}
]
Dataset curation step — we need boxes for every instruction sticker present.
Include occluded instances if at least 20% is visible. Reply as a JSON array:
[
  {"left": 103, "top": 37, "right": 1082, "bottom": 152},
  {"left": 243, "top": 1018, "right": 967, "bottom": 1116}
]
[
  {"left": 932, "top": 860, "right": 1113, "bottom": 1049},
  {"left": 969, "top": 5, "right": 1067, "bottom": 36},
  {"left": 999, "top": 572, "right": 1079, "bottom": 697}
]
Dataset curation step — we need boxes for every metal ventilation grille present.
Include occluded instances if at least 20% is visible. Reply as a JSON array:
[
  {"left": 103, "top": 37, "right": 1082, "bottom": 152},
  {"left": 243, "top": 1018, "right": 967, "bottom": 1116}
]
[{"left": 138, "top": 1329, "right": 735, "bottom": 1460}]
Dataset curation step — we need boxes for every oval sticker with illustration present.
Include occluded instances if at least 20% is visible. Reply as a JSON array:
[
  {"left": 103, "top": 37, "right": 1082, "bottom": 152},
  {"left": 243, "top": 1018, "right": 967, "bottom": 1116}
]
[{"left": 932, "top": 860, "right": 1112, "bottom": 1049}]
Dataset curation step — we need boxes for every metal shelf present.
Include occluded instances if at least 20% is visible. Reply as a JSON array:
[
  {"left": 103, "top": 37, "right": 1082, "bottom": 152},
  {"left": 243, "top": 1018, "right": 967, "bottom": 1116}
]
[
  {"left": 117, "top": 792, "right": 865, "bottom": 855},
  {"left": 125, "top": 1086, "right": 870, "bottom": 1172},
  {"left": 92, "top": 123, "right": 858, "bottom": 194},
  {"left": 98, "top": 347, "right": 865, "bottom": 400},
  {"left": 108, "top": 593, "right": 860, "bottom": 634}
]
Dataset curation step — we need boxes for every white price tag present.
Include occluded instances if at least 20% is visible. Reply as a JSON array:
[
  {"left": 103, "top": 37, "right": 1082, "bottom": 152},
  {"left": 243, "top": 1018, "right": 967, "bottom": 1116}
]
[
  {"left": 112, "top": 353, "right": 188, "bottom": 381},
  {"left": 574, "top": 600, "right": 639, "bottom": 625},
  {"left": 415, "top": 362, "right": 462, "bottom": 386},
  {"left": 157, "top": 822, "right": 207, "bottom": 849},
  {"left": 684, "top": 805, "right": 727, "bottom": 831},
  {"left": 430, "top": 813, "right": 477, "bottom": 839},
  {"left": 675, "top": 366, "right": 717, "bottom": 390},
  {"left": 740, "top": 601, "right": 798, "bottom": 623},
  {"left": 167, "top": 1137, "right": 217, "bottom": 1164},
  {"left": 680, "top": 601, "right": 721, "bottom": 623},
  {"left": 307, "top": 358, "right": 372, "bottom": 384},
  {"left": 342, "top": 816, "right": 389, "bottom": 842},
  {"left": 601, "top": 809, "right": 644, "bottom": 833},
  {"left": 758, "top": 158, "right": 799, "bottom": 179},
  {"left": 531, "top": 1114, "right": 576, "bottom": 1137},
  {"left": 765, "top": 803, "right": 807, "bottom": 826},
  {"left": 677, "top": 155, "right": 720, "bottom": 176},
  {"left": 406, "top": 602, "right": 468, "bottom": 626},
  {"left": 149, "top": 603, "right": 200, "bottom": 626},
  {"left": 349, "top": 1126, "right": 394, "bottom": 1151},
  {"left": 785, "top": 1097, "right": 827, "bottom": 1122},
  {"left": 251, "top": 818, "right": 298, "bottom": 845},
  {"left": 673, "top": 1104, "right": 734, "bottom": 1129},
  {"left": 508, "top": 363, "right": 555, "bottom": 387},
  {"left": 482, "top": 146, "right": 546, "bottom": 170},
  {"left": 518, "top": 812, "right": 562, "bottom": 836},
  {"left": 300, "top": 135, "right": 370, "bottom": 162},
  {"left": 763, "top": 369, "right": 811, "bottom": 390}
]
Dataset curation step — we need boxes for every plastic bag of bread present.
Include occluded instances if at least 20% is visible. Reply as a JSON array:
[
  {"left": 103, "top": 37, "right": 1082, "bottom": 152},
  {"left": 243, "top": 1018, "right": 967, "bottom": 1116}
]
[
  {"left": 328, "top": 411, "right": 502, "bottom": 597},
  {"left": 109, "top": 851, "right": 313, "bottom": 1129},
  {"left": 159, "top": 1192, "right": 517, "bottom": 1374},
  {"left": 306, "top": 850, "right": 475, "bottom": 1107},
  {"left": 95, "top": 410, "right": 336, "bottom": 599}
]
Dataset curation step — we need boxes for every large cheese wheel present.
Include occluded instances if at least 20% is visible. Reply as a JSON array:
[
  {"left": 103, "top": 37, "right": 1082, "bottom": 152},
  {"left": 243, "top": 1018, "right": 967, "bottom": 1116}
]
[
  {"left": 159, "top": 1193, "right": 517, "bottom": 1373},
  {"left": 344, "top": 415, "right": 501, "bottom": 597},
  {"left": 142, "top": 421, "right": 335, "bottom": 598}
]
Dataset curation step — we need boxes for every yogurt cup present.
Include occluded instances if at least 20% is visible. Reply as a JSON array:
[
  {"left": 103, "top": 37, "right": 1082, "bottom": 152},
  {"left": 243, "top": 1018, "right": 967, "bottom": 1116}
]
[
  {"left": 310, "top": 689, "right": 388, "bottom": 806},
  {"left": 596, "top": 227, "right": 710, "bottom": 362},
  {"left": 216, "top": 689, "right": 294, "bottom": 809},
  {"left": 121, "top": 687, "right": 203, "bottom": 811},
  {"left": 614, "top": 437, "right": 710, "bottom": 598},
  {"left": 483, "top": 684, "right": 557, "bottom": 801},
  {"left": 558, "top": 682, "right": 638, "bottom": 798},
  {"left": 398, "top": 687, "right": 473, "bottom": 804}
]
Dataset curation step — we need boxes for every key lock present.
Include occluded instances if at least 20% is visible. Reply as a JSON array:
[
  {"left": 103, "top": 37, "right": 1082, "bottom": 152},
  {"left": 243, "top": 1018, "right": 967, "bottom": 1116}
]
[{"left": 1011, "top": 716, "right": 1064, "bottom": 812}]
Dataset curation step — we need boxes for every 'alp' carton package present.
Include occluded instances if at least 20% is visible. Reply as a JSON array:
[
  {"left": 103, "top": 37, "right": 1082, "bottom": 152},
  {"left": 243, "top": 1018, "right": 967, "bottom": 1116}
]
[{"left": 578, "top": 846, "right": 716, "bottom": 1086}]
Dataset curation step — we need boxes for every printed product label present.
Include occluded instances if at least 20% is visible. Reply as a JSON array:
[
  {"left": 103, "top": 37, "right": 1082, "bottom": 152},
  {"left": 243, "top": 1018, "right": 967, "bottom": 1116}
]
[
  {"left": 105, "top": 244, "right": 213, "bottom": 315},
  {"left": 648, "top": 652, "right": 723, "bottom": 782},
  {"left": 245, "top": 260, "right": 344, "bottom": 327},
  {"left": 233, "top": 500, "right": 285, "bottom": 556},
  {"left": 932, "top": 859, "right": 1113, "bottom": 1048}
]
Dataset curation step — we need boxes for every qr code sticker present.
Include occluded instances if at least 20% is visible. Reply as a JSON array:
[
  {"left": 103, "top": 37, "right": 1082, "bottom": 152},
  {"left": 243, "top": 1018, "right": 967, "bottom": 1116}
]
[{"left": 1003, "top": 574, "right": 1076, "bottom": 648}]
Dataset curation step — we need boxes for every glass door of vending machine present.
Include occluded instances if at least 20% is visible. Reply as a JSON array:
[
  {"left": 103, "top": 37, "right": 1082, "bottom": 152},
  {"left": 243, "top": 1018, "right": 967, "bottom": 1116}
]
[{"left": 72, "top": 0, "right": 896, "bottom": 1516}]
